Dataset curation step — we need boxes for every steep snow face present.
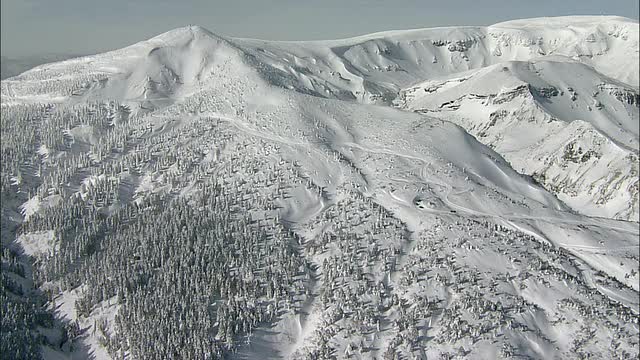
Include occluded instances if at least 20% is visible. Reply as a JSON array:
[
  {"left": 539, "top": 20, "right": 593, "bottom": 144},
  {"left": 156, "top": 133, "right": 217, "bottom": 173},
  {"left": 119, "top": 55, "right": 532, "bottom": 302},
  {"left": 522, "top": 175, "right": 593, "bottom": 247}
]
[
  {"left": 397, "top": 59, "right": 639, "bottom": 221},
  {"left": 66, "top": 26, "right": 250, "bottom": 115},
  {"left": 1, "top": 16, "right": 639, "bottom": 360}
]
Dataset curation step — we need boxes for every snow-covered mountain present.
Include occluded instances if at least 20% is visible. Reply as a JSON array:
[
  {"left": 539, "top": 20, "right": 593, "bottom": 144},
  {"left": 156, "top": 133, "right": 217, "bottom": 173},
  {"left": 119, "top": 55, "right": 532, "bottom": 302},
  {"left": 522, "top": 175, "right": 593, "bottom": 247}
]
[
  {"left": 396, "top": 59, "right": 639, "bottom": 221},
  {"left": 1, "top": 16, "right": 638, "bottom": 360},
  {"left": 5, "top": 16, "right": 637, "bottom": 221}
]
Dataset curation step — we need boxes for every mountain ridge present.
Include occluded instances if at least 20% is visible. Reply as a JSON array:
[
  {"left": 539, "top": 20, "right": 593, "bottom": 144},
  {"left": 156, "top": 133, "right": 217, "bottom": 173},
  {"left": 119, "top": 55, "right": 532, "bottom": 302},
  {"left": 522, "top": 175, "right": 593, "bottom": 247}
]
[
  {"left": 3, "top": 15, "right": 637, "bottom": 221},
  {"left": 1, "top": 15, "right": 639, "bottom": 360}
]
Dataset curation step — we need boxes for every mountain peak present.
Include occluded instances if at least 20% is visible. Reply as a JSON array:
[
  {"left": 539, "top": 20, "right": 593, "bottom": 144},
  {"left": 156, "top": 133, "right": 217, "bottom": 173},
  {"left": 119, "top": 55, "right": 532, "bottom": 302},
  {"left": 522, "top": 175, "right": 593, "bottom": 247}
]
[{"left": 147, "top": 24, "right": 224, "bottom": 45}]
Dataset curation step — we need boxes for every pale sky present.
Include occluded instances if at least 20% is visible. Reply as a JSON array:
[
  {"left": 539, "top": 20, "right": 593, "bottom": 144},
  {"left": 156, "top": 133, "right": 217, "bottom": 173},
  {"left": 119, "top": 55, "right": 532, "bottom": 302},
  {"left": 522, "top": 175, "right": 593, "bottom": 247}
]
[{"left": 1, "top": 0, "right": 638, "bottom": 57}]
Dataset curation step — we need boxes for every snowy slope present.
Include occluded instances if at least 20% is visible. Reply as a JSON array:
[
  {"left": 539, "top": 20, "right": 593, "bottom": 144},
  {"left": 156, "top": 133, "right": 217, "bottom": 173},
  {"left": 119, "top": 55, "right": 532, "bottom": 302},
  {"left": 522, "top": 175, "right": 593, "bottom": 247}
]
[
  {"left": 396, "top": 59, "right": 639, "bottom": 221},
  {"left": 1, "top": 16, "right": 638, "bottom": 360},
  {"left": 3, "top": 17, "right": 637, "bottom": 222}
]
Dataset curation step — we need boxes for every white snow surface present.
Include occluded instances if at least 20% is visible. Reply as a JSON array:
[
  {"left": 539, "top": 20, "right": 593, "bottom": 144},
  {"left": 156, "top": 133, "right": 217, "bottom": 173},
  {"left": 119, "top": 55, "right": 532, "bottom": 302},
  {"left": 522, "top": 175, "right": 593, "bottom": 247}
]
[
  {"left": 397, "top": 59, "right": 639, "bottom": 220},
  {"left": 2, "top": 15, "right": 639, "bottom": 360}
]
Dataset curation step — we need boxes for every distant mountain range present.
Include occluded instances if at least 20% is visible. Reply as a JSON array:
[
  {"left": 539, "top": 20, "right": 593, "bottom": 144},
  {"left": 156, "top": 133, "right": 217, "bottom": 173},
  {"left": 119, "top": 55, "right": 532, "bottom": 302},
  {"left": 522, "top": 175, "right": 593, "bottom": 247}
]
[{"left": 1, "top": 54, "right": 84, "bottom": 79}]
